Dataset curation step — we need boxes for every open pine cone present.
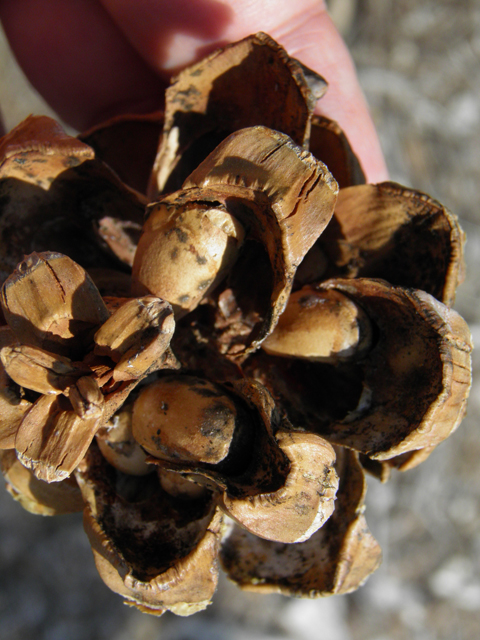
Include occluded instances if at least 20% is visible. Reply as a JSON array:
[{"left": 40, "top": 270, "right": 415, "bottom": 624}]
[{"left": 0, "top": 33, "right": 472, "bottom": 616}]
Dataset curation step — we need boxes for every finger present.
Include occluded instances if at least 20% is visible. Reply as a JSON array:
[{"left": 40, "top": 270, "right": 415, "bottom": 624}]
[
  {"left": 1, "top": 0, "right": 387, "bottom": 181},
  {"left": 0, "top": 0, "right": 167, "bottom": 130},
  {"left": 271, "top": 8, "right": 389, "bottom": 183},
  {"left": 100, "top": 0, "right": 388, "bottom": 181}
]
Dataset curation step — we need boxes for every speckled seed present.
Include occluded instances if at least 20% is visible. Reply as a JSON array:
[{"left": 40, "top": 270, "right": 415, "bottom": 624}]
[
  {"left": 262, "top": 287, "right": 372, "bottom": 363},
  {"left": 132, "top": 203, "right": 244, "bottom": 317},
  {"left": 132, "top": 375, "right": 240, "bottom": 464}
]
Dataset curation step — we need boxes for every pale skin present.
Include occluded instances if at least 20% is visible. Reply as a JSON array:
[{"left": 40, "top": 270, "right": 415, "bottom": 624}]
[{"left": 0, "top": 0, "right": 388, "bottom": 182}]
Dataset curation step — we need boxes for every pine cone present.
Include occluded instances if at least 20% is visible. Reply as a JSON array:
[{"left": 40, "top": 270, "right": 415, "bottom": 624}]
[{"left": 0, "top": 33, "right": 472, "bottom": 616}]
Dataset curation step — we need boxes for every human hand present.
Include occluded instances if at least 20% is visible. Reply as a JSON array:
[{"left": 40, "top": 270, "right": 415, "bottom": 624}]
[{"left": 0, "top": 0, "right": 388, "bottom": 182}]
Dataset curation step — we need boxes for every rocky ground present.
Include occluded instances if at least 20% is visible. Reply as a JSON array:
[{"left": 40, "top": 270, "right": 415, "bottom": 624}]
[{"left": 1, "top": 1, "right": 479, "bottom": 639}]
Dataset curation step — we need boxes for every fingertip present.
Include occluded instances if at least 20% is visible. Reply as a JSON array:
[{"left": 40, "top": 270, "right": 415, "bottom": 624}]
[{"left": 268, "top": 8, "right": 389, "bottom": 182}]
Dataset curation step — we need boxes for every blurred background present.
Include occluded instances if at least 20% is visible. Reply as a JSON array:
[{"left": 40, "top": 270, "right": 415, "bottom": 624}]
[{"left": 0, "top": 1, "right": 479, "bottom": 639}]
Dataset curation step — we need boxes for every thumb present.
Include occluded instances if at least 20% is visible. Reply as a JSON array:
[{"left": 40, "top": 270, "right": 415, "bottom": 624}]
[{"left": 100, "top": 0, "right": 388, "bottom": 182}]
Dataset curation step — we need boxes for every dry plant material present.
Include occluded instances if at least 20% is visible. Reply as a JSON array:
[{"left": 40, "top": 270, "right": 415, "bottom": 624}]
[
  {"left": 0, "top": 33, "right": 472, "bottom": 616},
  {"left": 0, "top": 115, "right": 145, "bottom": 279},
  {"left": 0, "top": 252, "right": 177, "bottom": 482},
  {"left": 0, "top": 449, "right": 84, "bottom": 515}
]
